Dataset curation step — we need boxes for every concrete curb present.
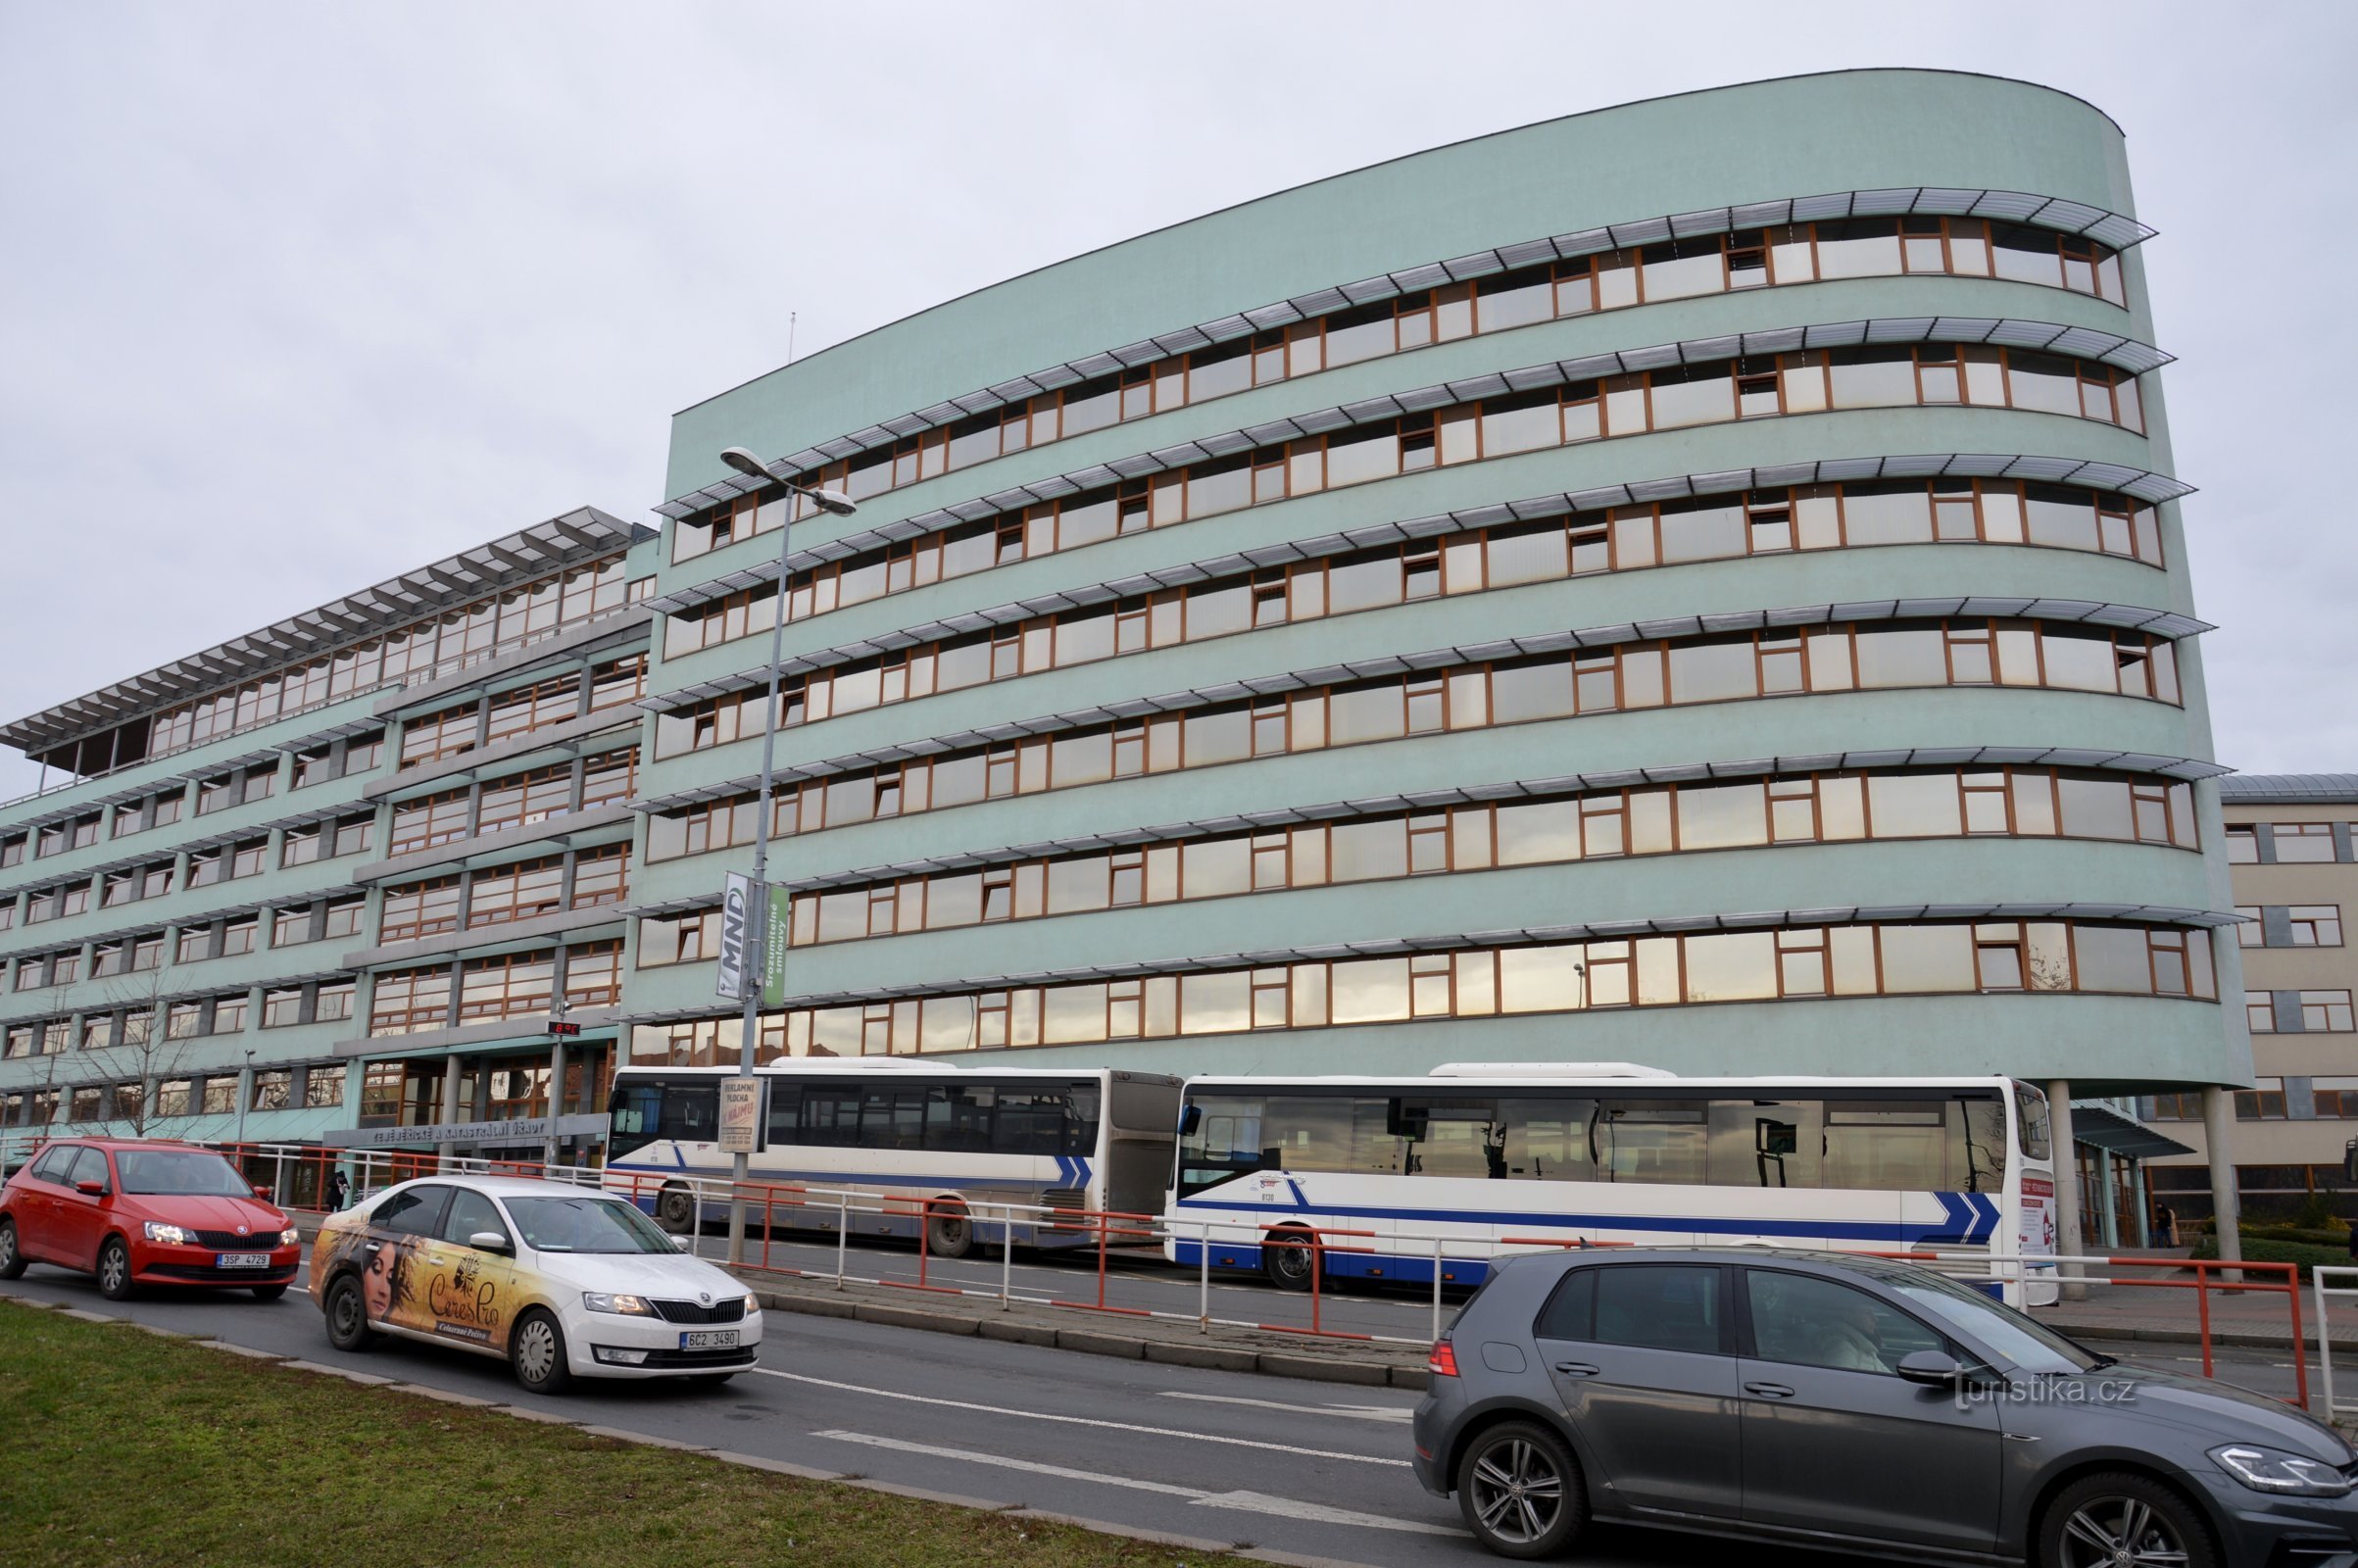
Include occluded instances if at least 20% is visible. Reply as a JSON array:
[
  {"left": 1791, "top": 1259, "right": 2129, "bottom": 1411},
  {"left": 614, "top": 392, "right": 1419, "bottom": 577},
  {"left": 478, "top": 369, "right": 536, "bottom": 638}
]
[
  {"left": 577, "top": 1424, "right": 709, "bottom": 1452},
  {"left": 749, "top": 1283, "right": 1431, "bottom": 1391}
]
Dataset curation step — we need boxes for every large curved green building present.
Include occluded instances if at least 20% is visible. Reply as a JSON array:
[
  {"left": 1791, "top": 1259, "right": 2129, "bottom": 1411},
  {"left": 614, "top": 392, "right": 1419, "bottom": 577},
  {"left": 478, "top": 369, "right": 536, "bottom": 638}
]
[
  {"left": 0, "top": 70, "right": 2248, "bottom": 1244},
  {"left": 628, "top": 69, "right": 2244, "bottom": 1128}
]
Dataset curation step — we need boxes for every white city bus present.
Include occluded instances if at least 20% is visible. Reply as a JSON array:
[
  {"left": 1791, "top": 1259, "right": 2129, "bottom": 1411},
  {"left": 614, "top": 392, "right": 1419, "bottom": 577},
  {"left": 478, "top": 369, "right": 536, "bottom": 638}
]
[
  {"left": 1164, "top": 1065, "right": 2057, "bottom": 1305},
  {"left": 605, "top": 1062, "right": 1181, "bottom": 1256}
]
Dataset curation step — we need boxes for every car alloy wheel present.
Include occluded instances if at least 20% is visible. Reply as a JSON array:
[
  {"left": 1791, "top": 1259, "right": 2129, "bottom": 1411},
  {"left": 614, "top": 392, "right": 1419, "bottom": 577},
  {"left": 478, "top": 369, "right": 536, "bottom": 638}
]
[
  {"left": 1471, "top": 1436, "right": 1564, "bottom": 1544},
  {"left": 2043, "top": 1473, "right": 2214, "bottom": 1568},
  {"left": 97, "top": 1237, "right": 133, "bottom": 1300},
  {"left": 0, "top": 1220, "right": 22, "bottom": 1279},
  {"left": 511, "top": 1310, "right": 571, "bottom": 1395}
]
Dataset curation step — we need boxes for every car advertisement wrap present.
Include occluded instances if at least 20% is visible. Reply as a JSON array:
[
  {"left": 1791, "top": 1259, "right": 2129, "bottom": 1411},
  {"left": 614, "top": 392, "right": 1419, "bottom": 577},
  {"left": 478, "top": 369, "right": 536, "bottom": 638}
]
[{"left": 315, "top": 1219, "right": 528, "bottom": 1352}]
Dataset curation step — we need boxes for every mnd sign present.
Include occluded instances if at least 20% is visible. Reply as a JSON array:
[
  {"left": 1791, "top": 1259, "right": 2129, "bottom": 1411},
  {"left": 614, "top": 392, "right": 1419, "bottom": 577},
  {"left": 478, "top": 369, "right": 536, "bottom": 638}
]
[{"left": 715, "top": 873, "right": 755, "bottom": 1000}]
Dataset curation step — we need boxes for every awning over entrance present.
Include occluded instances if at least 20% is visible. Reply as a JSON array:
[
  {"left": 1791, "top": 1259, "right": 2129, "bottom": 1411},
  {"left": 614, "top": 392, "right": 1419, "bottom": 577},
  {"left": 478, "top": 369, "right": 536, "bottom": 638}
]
[{"left": 2069, "top": 1102, "right": 2192, "bottom": 1160}]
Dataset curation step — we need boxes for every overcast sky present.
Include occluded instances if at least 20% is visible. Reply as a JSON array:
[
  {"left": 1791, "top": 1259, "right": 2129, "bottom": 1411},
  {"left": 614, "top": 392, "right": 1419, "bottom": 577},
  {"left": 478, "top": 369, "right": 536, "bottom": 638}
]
[{"left": 2, "top": 1, "right": 2352, "bottom": 802}]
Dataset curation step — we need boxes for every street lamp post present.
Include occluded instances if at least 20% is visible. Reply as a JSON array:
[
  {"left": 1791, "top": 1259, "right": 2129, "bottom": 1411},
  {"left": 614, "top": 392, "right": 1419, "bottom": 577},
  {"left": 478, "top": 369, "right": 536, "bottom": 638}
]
[{"left": 714, "top": 446, "right": 855, "bottom": 1264}]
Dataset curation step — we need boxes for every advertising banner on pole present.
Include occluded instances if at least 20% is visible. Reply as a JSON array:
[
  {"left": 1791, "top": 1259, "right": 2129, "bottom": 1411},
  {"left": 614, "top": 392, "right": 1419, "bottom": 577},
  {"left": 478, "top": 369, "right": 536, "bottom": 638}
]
[
  {"left": 717, "top": 1076, "right": 761, "bottom": 1154},
  {"left": 761, "top": 883, "right": 793, "bottom": 1007},
  {"left": 715, "top": 873, "right": 755, "bottom": 1000}
]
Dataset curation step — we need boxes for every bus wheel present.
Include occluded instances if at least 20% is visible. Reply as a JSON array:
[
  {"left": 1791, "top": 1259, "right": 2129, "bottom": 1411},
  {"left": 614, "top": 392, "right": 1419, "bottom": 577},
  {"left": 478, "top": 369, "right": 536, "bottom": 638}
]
[
  {"left": 1262, "top": 1227, "right": 1317, "bottom": 1292},
  {"left": 656, "top": 1185, "right": 697, "bottom": 1235},
  {"left": 926, "top": 1202, "right": 972, "bottom": 1259}
]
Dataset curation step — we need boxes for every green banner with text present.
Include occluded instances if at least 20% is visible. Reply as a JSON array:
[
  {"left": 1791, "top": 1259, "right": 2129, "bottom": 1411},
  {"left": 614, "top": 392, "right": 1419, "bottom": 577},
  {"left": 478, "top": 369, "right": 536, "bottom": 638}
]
[{"left": 760, "top": 883, "right": 793, "bottom": 1007}]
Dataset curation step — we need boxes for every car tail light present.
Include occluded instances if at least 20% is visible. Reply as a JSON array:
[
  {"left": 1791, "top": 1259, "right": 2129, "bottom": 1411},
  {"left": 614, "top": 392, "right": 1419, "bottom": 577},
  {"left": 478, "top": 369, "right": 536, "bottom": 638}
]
[{"left": 1428, "top": 1339, "right": 1459, "bottom": 1378}]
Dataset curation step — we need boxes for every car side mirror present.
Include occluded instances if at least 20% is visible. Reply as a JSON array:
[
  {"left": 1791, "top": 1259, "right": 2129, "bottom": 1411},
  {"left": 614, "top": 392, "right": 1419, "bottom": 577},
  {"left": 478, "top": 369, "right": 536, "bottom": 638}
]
[
  {"left": 74, "top": 1179, "right": 105, "bottom": 1197},
  {"left": 253, "top": 1184, "right": 272, "bottom": 1200},
  {"left": 1897, "top": 1350, "right": 1965, "bottom": 1388},
  {"left": 467, "top": 1231, "right": 512, "bottom": 1254},
  {"left": 673, "top": 1235, "right": 692, "bottom": 1252}
]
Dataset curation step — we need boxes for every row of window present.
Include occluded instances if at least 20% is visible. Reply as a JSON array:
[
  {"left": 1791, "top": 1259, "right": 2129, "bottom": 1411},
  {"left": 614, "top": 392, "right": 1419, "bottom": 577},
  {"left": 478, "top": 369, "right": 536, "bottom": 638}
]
[
  {"left": 1, "top": 811, "right": 373, "bottom": 936},
  {"left": 368, "top": 940, "right": 624, "bottom": 1036},
  {"left": 2155, "top": 1070, "right": 2358, "bottom": 1123},
  {"left": 663, "top": 474, "right": 2167, "bottom": 665},
  {"left": 386, "top": 745, "right": 637, "bottom": 858},
  {"left": 627, "top": 917, "right": 2218, "bottom": 1065},
  {"left": 770, "top": 765, "right": 2200, "bottom": 951},
  {"left": 0, "top": 737, "right": 390, "bottom": 881},
  {"left": 2226, "top": 822, "right": 2358, "bottom": 864},
  {"left": 379, "top": 845, "right": 630, "bottom": 945},
  {"left": 147, "top": 558, "right": 643, "bottom": 760},
  {"left": 646, "top": 615, "right": 2185, "bottom": 859},
  {"left": 4, "top": 895, "right": 367, "bottom": 997},
  {"left": 398, "top": 654, "right": 646, "bottom": 771},
  {"left": 677, "top": 214, "right": 2131, "bottom": 557},
  {"left": 2246, "top": 989, "right": 2356, "bottom": 1034},
  {"left": 1, "top": 979, "right": 358, "bottom": 1058},
  {"left": 2234, "top": 905, "right": 2344, "bottom": 948},
  {"left": 0, "top": 1065, "right": 344, "bottom": 1128}
]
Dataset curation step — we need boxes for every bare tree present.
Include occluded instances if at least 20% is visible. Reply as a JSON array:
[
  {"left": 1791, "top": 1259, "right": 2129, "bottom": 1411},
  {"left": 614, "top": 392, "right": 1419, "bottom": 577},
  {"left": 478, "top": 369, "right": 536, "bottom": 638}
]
[{"left": 46, "top": 968, "right": 205, "bottom": 1139}]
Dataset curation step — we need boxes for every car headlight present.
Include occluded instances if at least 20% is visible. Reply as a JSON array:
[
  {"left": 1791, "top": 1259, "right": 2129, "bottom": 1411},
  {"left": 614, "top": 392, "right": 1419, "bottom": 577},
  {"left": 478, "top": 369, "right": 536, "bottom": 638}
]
[
  {"left": 280, "top": 1228, "right": 300, "bottom": 1247},
  {"left": 744, "top": 1293, "right": 761, "bottom": 1313},
  {"left": 2210, "top": 1443, "right": 2355, "bottom": 1497},
  {"left": 143, "top": 1222, "right": 194, "bottom": 1246},
  {"left": 582, "top": 1292, "right": 658, "bottom": 1317}
]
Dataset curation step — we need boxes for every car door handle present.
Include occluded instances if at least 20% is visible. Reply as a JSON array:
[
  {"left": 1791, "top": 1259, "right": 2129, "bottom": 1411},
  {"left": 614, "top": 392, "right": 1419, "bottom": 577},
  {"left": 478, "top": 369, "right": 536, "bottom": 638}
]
[
  {"left": 1552, "top": 1362, "right": 1600, "bottom": 1377},
  {"left": 1744, "top": 1382, "right": 1795, "bottom": 1399}
]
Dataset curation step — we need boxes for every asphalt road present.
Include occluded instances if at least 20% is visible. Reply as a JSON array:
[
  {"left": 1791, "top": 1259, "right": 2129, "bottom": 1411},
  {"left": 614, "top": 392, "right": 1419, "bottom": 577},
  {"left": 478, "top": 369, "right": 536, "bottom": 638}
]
[{"left": 0, "top": 1250, "right": 2329, "bottom": 1568}]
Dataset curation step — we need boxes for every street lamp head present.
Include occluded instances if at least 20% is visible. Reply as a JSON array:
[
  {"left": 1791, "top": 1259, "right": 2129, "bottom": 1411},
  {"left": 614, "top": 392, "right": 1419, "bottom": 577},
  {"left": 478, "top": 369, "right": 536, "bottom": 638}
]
[
  {"left": 717, "top": 446, "right": 774, "bottom": 485},
  {"left": 805, "top": 488, "right": 858, "bottom": 517}
]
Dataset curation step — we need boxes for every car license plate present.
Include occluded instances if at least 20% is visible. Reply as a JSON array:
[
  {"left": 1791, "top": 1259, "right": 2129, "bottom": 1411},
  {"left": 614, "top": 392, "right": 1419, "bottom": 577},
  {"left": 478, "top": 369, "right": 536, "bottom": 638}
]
[
  {"left": 216, "top": 1252, "right": 270, "bottom": 1268},
  {"left": 679, "top": 1329, "right": 738, "bottom": 1349}
]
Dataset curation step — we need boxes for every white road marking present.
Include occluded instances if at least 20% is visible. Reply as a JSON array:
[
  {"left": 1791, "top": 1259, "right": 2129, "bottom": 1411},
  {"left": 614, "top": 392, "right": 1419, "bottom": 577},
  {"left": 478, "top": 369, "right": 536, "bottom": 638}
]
[
  {"left": 751, "top": 1367, "right": 1407, "bottom": 1466},
  {"left": 812, "top": 1429, "right": 1460, "bottom": 1536},
  {"left": 1160, "top": 1391, "right": 1415, "bottom": 1423}
]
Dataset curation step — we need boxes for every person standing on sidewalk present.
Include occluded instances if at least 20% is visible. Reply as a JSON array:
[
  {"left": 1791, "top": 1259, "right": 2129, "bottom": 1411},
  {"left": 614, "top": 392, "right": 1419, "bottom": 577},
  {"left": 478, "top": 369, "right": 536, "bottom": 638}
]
[
  {"left": 325, "top": 1167, "right": 349, "bottom": 1212},
  {"left": 2155, "top": 1203, "right": 2179, "bottom": 1249}
]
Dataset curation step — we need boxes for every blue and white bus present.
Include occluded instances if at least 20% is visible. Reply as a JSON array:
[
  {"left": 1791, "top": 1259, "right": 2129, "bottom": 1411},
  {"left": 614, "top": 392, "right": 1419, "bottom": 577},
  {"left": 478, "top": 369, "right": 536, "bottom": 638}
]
[
  {"left": 605, "top": 1061, "right": 1181, "bottom": 1255},
  {"left": 1164, "top": 1064, "right": 2056, "bottom": 1305}
]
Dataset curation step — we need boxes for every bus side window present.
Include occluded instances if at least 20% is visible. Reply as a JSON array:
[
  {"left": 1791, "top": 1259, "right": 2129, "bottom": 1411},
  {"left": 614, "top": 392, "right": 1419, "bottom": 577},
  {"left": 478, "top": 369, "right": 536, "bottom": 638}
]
[
  {"left": 1392, "top": 1098, "right": 1504, "bottom": 1179},
  {"left": 764, "top": 1085, "right": 803, "bottom": 1148},
  {"left": 611, "top": 1084, "right": 659, "bottom": 1139},
  {"left": 1822, "top": 1102, "right": 1945, "bottom": 1191},
  {"left": 1595, "top": 1099, "right": 1707, "bottom": 1184},
  {"left": 937, "top": 1086, "right": 994, "bottom": 1152},
  {"left": 995, "top": 1093, "right": 1065, "bottom": 1156},
  {"left": 1954, "top": 1097, "right": 2008, "bottom": 1193},
  {"left": 1503, "top": 1098, "right": 1597, "bottom": 1181},
  {"left": 802, "top": 1084, "right": 860, "bottom": 1146},
  {"left": 657, "top": 1083, "right": 719, "bottom": 1144},
  {"left": 1706, "top": 1098, "right": 1822, "bottom": 1189}
]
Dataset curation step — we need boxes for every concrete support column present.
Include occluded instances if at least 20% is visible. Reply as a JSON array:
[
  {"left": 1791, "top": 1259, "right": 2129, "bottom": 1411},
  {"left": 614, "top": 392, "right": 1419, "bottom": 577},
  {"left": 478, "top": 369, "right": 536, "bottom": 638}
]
[
  {"left": 542, "top": 1041, "right": 565, "bottom": 1171},
  {"left": 2201, "top": 1086, "right": 2243, "bottom": 1282},
  {"left": 2095, "top": 1150, "right": 2120, "bottom": 1250},
  {"left": 435, "top": 1054, "right": 465, "bottom": 1162},
  {"left": 2133, "top": 1161, "right": 2152, "bottom": 1249},
  {"left": 2047, "top": 1080, "right": 2087, "bottom": 1300}
]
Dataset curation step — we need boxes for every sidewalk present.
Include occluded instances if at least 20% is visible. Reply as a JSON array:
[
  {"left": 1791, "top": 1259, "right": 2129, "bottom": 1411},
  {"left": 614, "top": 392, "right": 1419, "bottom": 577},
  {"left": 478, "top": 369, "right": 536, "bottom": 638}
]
[{"left": 2032, "top": 1249, "right": 2348, "bottom": 1351}]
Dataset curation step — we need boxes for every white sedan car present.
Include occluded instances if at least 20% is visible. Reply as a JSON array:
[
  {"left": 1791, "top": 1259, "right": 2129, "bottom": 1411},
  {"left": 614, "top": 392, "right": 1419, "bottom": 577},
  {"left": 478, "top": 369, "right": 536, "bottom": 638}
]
[{"left": 309, "top": 1173, "right": 761, "bottom": 1393}]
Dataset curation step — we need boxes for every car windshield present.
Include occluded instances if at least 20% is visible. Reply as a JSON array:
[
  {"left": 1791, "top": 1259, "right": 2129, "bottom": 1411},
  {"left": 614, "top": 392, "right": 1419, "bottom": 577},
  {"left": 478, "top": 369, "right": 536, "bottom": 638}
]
[
  {"left": 114, "top": 1150, "right": 255, "bottom": 1198},
  {"left": 502, "top": 1196, "right": 676, "bottom": 1254},
  {"left": 1889, "top": 1270, "right": 2102, "bottom": 1374}
]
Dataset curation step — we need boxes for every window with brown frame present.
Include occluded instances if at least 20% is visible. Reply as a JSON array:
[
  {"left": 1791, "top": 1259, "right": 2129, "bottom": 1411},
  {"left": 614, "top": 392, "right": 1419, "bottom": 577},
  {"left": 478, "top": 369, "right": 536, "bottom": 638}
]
[
  {"left": 466, "top": 857, "right": 563, "bottom": 928},
  {"left": 562, "top": 940, "right": 623, "bottom": 1009},
  {"left": 656, "top": 581, "right": 2183, "bottom": 760},
  {"left": 580, "top": 746, "right": 638, "bottom": 809},
  {"left": 322, "top": 897, "right": 364, "bottom": 940},
  {"left": 369, "top": 964, "right": 453, "bottom": 1036},
  {"left": 628, "top": 915, "right": 2214, "bottom": 1065},
  {"left": 317, "top": 980, "right": 355, "bottom": 1022},
  {"left": 672, "top": 214, "right": 2132, "bottom": 565},
  {"left": 568, "top": 845, "right": 628, "bottom": 908},
  {"left": 2301, "top": 991, "right": 2355, "bottom": 1032},
  {"left": 272, "top": 906, "right": 312, "bottom": 947},
  {"left": 398, "top": 704, "right": 481, "bottom": 770},
  {"left": 636, "top": 907, "right": 720, "bottom": 967},
  {"left": 380, "top": 876, "right": 462, "bottom": 943},
  {"left": 459, "top": 951, "right": 554, "bottom": 1022},
  {"left": 475, "top": 762, "right": 572, "bottom": 835},
  {"left": 2272, "top": 822, "right": 2338, "bottom": 863},
  {"left": 486, "top": 674, "right": 582, "bottom": 744},
  {"left": 388, "top": 788, "right": 470, "bottom": 855},
  {"left": 650, "top": 621, "right": 2186, "bottom": 858}
]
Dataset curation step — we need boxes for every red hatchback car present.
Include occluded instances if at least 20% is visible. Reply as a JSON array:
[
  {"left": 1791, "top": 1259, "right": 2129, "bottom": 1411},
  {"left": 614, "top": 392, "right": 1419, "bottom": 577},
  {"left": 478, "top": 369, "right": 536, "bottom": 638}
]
[{"left": 0, "top": 1139, "right": 300, "bottom": 1299}]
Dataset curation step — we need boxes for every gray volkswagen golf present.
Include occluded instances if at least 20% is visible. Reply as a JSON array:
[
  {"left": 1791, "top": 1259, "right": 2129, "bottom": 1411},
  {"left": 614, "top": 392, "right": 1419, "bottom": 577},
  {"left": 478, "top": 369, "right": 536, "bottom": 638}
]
[{"left": 1412, "top": 1248, "right": 2358, "bottom": 1566}]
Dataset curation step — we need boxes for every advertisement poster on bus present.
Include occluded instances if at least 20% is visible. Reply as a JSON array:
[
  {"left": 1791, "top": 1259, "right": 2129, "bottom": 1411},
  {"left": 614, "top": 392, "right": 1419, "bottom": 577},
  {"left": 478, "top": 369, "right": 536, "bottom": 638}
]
[{"left": 2020, "top": 1174, "right": 2057, "bottom": 1259}]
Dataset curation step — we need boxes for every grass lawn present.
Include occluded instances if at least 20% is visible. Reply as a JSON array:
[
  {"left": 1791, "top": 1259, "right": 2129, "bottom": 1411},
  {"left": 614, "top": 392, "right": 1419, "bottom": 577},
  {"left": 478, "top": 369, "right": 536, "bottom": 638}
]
[{"left": 0, "top": 1301, "right": 1245, "bottom": 1568}]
